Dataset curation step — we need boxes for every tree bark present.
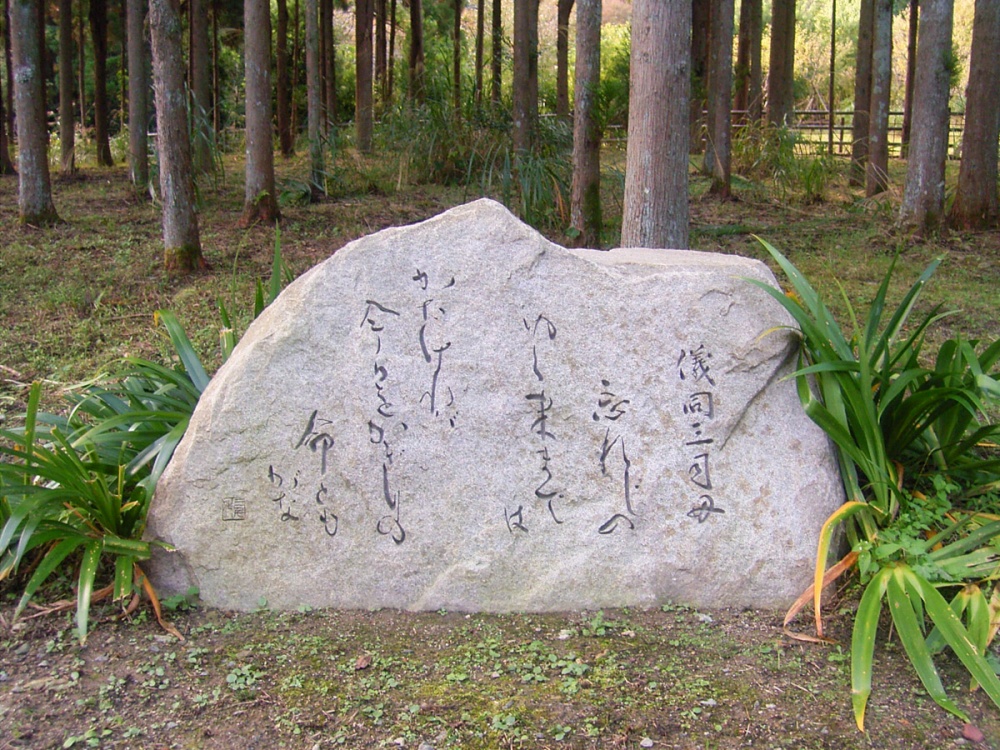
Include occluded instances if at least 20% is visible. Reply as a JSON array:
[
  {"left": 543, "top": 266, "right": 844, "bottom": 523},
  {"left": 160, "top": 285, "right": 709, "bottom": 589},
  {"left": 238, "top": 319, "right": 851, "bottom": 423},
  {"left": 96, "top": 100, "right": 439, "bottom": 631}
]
[
  {"left": 376, "top": 0, "right": 386, "bottom": 102},
  {"left": 949, "top": 0, "right": 1000, "bottom": 229},
  {"left": 149, "top": 0, "right": 205, "bottom": 270},
  {"left": 900, "top": 0, "right": 918, "bottom": 157},
  {"left": 356, "top": 0, "right": 373, "bottom": 151},
  {"left": 866, "top": 0, "right": 891, "bottom": 196},
  {"left": 512, "top": 0, "right": 539, "bottom": 153},
  {"left": 621, "top": 0, "right": 690, "bottom": 249},
  {"left": 276, "top": 0, "right": 293, "bottom": 155},
  {"left": 242, "top": 0, "right": 281, "bottom": 224},
  {"left": 453, "top": 0, "right": 462, "bottom": 115},
  {"left": 474, "top": 0, "right": 484, "bottom": 107},
  {"left": 59, "top": 0, "right": 75, "bottom": 174},
  {"left": 323, "top": 0, "right": 336, "bottom": 128},
  {"left": 388, "top": 0, "right": 396, "bottom": 100},
  {"left": 490, "top": 0, "right": 501, "bottom": 105},
  {"left": 3, "top": 0, "right": 14, "bottom": 151},
  {"left": 766, "top": 0, "right": 795, "bottom": 126},
  {"left": 306, "top": 0, "right": 325, "bottom": 192},
  {"left": 0, "top": 51, "right": 12, "bottom": 175},
  {"left": 734, "top": 0, "right": 762, "bottom": 121},
  {"left": 213, "top": 0, "right": 220, "bottom": 133},
  {"left": 77, "top": 0, "right": 86, "bottom": 139},
  {"left": 704, "top": 0, "right": 734, "bottom": 197},
  {"left": 10, "top": 0, "right": 58, "bottom": 223},
  {"left": 408, "top": 0, "right": 424, "bottom": 102},
  {"left": 556, "top": 0, "right": 574, "bottom": 119},
  {"left": 899, "top": 0, "right": 954, "bottom": 231},
  {"left": 190, "top": 0, "right": 212, "bottom": 173},
  {"left": 689, "top": 0, "right": 709, "bottom": 148},
  {"left": 90, "top": 0, "right": 114, "bottom": 165},
  {"left": 850, "top": 0, "right": 874, "bottom": 185},
  {"left": 127, "top": 0, "right": 150, "bottom": 190},
  {"left": 570, "top": 0, "right": 601, "bottom": 247}
]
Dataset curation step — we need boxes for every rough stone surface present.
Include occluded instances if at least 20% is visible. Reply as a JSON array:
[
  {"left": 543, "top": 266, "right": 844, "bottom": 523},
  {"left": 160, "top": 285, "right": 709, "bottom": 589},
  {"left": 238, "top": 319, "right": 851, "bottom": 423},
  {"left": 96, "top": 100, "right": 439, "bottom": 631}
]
[{"left": 147, "top": 199, "right": 844, "bottom": 612}]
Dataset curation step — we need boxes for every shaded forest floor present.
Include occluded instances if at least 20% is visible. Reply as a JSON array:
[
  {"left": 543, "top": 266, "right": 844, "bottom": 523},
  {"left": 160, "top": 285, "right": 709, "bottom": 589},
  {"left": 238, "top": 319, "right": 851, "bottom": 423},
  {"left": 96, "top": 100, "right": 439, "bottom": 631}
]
[{"left": 2, "top": 151, "right": 1000, "bottom": 748}]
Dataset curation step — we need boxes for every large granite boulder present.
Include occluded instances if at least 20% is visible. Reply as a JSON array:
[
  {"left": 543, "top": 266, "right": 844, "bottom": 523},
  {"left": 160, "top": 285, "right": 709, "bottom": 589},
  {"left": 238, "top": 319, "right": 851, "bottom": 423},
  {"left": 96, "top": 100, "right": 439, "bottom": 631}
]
[{"left": 147, "top": 199, "right": 843, "bottom": 611}]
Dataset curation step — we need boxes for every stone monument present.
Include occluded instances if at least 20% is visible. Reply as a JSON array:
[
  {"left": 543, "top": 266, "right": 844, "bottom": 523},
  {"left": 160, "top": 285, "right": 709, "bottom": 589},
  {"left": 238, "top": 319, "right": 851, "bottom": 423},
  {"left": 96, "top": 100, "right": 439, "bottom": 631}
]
[{"left": 147, "top": 199, "right": 844, "bottom": 611}]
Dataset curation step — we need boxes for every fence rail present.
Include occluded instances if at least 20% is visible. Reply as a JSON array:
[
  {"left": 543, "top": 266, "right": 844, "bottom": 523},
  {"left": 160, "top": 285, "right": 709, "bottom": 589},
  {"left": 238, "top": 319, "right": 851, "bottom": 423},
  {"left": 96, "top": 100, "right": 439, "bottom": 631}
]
[{"left": 604, "top": 110, "right": 967, "bottom": 159}]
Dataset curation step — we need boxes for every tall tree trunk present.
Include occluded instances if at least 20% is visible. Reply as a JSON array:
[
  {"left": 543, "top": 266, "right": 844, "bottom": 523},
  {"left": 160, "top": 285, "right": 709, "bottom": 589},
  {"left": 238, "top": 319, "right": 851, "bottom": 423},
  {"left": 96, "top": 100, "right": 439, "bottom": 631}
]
[
  {"left": 767, "top": 0, "right": 795, "bottom": 126},
  {"left": 850, "top": 0, "right": 874, "bottom": 185},
  {"left": 77, "top": 0, "right": 86, "bottom": 140},
  {"left": 277, "top": 0, "right": 293, "bottom": 155},
  {"left": 512, "top": 0, "right": 539, "bottom": 153},
  {"left": 452, "top": 0, "right": 462, "bottom": 116},
  {"left": 292, "top": 0, "right": 300, "bottom": 136},
  {"left": 621, "top": 0, "right": 690, "bottom": 249},
  {"left": 190, "top": 0, "right": 212, "bottom": 173},
  {"left": 490, "top": 0, "right": 501, "bottom": 105},
  {"left": 59, "top": 0, "right": 75, "bottom": 174},
  {"left": 356, "top": 0, "right": 373, "bottom": 151},
  {"left": 949, "top": 0, "right": 1000, "bottom": 229},
  {"left": 474, "top": 0, "right": 484, "bottom": 107},
  {"left": 734, "top": 0, "right": 762, "bottom": 121},
  {"left": 322, "top": 0, "right": 336, "bottom": 128},
  {"left": 3, "top": 0, "right": 14, "bottom": 150},
  {"left": 408, "top": 0, "right": 424, "bottom": 102},
  {"left": 306, "top": 0, "right": 324, "bottom": 192},
  {"left": 10, "top": 0, "right": 58, "bottom": 223},
  {"left": 689, "top": 0, "right": 709, "bottom": 148},
  {"left": 149, "top": 0, "right": 205, "bottom": 271},
  {"left": 243, "top": 0, "right": 281, "bottom": 224},
  {"left": 705, "top": 0, "right": 734, "bottom": 197},
  {"left": 0, "top": 52, "right": 12, "bottom": 174},
  {"left": 898, "top": 0, "right": 954, "bottom": 231},
  {"left": 127, "top": 0, "right": 150, "bottom": 190},
  {"left": 376, "top": 0, "right": 386, "bottom": 102},
  {"left": 866, "top": 0, "right": 891, "bottom": 196},
  {"left": 212, "top": 0, "right": 220, "bottom": 134},
  {"left": 555, "top": 0, "right": 573, "bottom": 119},
  {"left": 570, "top": 0, "right": 601, "bottom": 247},
  {"left": 900, "top": 0, "right": 918, "bottom": 157},
  {"left": 388, "top": 0, "right": 396, "bottom": 101},
  {"left": 90, "top": 0, "right": 114, "bottom": 165}
]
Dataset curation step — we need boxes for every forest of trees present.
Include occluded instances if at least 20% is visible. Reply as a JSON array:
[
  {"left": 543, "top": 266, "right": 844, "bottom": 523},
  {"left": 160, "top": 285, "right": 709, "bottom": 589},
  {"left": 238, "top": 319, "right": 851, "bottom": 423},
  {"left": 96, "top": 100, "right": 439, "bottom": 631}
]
[{"left": 1, "top": 0, "right": 998, "bottom": 269}]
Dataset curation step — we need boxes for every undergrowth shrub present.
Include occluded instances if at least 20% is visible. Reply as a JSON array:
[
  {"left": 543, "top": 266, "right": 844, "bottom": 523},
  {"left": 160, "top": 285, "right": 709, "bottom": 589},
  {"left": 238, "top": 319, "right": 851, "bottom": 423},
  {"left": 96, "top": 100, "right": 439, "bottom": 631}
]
[{"left": 752, "top": 240, "right": 1000, "bottom": 730}]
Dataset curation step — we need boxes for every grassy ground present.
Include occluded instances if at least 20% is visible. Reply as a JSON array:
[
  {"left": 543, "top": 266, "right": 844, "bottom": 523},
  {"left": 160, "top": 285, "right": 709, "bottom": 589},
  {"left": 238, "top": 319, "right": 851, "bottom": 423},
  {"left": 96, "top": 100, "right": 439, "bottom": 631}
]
[{"left": 1, "top": 146, "right": 999, "bottom": 748}]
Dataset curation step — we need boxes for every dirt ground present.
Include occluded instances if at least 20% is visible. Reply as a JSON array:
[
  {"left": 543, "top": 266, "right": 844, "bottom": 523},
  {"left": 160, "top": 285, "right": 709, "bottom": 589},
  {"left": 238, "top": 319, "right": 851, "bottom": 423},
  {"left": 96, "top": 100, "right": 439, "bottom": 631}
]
[{"left": 1, "top": 592, "right": 999, "bottom": 750}]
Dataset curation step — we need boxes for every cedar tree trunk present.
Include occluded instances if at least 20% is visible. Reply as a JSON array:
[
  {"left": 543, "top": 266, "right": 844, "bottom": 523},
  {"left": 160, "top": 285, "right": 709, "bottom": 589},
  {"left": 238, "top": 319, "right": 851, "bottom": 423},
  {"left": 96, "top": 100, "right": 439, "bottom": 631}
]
[
  {"left": 127, "top": 0, "right": 150, "bottom": 189},
  {"left": 277, "top": 0, "right": 293, "bottom": 155},
  {"left": 512, "top": 0, "right": 539, "bottom": 152},
  {"left": 556, "top": 0, "right": 574, "bottom": 119},
  {"left": 306, "top": 0, "right": 324, "bottom": 192},
  {"left": 850, "top": 0, "right": 874, "bottom": 184},
  {"left": 899, "top": 0, "right": 954, "bottom": 231},
  {"left": 149, "top": 0, "right": 205, "bottom": 270},
  {"left": 900, "top": 0, "right": 918, "bottom": 156},
  {"left": 621, "top": 0, "right": 690, "bottom": 249},
  {"left": 866, "top": 0, "right": 891, "bottom": 196},
  {"left": 10, "top": 0, "right": 58, "bottom": 223},
  {"left": 409, "top": 0, "right": 424, "bottom": 102},
  {"left": 356, "top": 0, "right": 373, "bottom": 151},
  {"left": 767, "top": 0, "right": 795, "bottom": 126},
  {"left": 949, "top": 0, "right": 1000, "bottom": 229},
  {"left": 190, "top": 0, "right": 212, "bottom": 173},
  {"left": 243, "top": 0, "right": 281, "bottom": 223},
  {"left": 90, "top": 0, "right": 114, "bottom": 165},
  {"left": 704, "top": 0, "right": 734, "bottom": 197},
  {"left": 734, "top": 0, "right": 762, "bottom": 121},
  {"left": 570, "top": 0, "right": 601, "bottom": 246},
  {"left": 59, "top": 0, "right": 75, "bottom": 174}
]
